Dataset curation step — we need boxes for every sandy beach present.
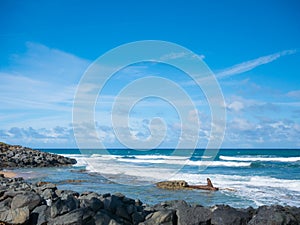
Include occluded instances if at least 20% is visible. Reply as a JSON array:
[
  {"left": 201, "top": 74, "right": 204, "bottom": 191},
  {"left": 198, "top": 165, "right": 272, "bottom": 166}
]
[{"left": 0, "top": 170, "right": 17, "bottom": 178}]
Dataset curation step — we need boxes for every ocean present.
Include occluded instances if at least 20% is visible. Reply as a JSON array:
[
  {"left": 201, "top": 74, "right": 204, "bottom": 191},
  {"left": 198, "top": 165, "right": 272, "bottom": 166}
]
[{"left": 15, "top": 148, "right": 300, "bottom": 208}]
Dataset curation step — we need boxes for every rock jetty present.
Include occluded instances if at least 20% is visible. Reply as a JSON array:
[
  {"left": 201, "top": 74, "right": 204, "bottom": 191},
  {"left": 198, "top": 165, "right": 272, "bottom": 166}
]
[
  {"left": 1, "top": 175, "right": 300, "bottom": 225},
  {"left": 0, "top": 142, "right": 76, "bottom": 168}
]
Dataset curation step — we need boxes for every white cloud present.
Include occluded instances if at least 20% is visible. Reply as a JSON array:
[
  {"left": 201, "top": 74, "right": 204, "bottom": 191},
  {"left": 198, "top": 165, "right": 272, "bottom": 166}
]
[
  {"left": 0, "top": 72, "right": 76, "bottom": 111},
  {"left": 9, "top": 42, "right": 90, "bottom": 83},
  {"left": 0, "top": 42, "right": 91, "bottom": 128},
  {"left": 230, "top": 118, "right": 255, "bottom": 131},
  {"left": 287, "top": 90, "right": 300, "bottom": 98},
  {"left": 216, "top": 49, "right": 296, "bottom": 79},
  {"left": 224, "top": 117, "right": 300, "bottom": 147},
  {"left": 227, "top": 101, "right": 244, "bottom": 112},
  {"left": 160, "top": 52, "right": 205, "bottom": 61}
]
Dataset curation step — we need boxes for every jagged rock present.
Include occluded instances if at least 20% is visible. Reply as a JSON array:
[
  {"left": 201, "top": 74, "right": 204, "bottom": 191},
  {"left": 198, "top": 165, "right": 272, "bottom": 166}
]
[
  {"left": 248, "top": 205, "right": 299, "bottom": 225},
  {"left": 103, "top": 195, "right": 123, "bottom": 213},
  {"left": 50, "top": 195, "right": 79, "bottom": 218},
  {"left": 177, "top": 205, "right": 211, "bottom": 225},
  {"left": 11, "top": 192, "right": 41, "bottom": 211},
  {"left": 141, "top": 210, "right": 175, "bottom": 225},
  {"left": 132, "top": 211, "right": 145, "bottom": 225},
  {"left": 0, "top": 206, "right": 30, "bottom": 224},
  {"left": 30, "top": 205, "right": 51, "bottom": 225},
  {"left": 80, "top": 197, "right": 104, "bottom": 212},
  {"left": 210, "top": 204, "right": 252, "bottom": 225},
  {"left": 1, "top": 156, "right": 300, "bottom": 225},
  {"left": 80, "top": 191, "right": 102, "bottom": 200},
  {"left": 56, "top": 189, "right": 80, "bottom": 199},
  {"left": 94, "top": 210, "right": 121, "bottom": 225},
  {"left": 153, "top": 200, "right": 189, "bottom": 211},
  {"left": 0, "top": 142, "right": 76, "bottom": 168},
  {"left": 48, "top": 208, "right": 90, "bottom": 225}
]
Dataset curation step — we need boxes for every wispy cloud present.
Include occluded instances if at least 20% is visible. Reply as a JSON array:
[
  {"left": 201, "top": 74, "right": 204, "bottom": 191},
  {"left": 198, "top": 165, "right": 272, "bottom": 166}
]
[
  {"left": 287, "top": 90, "right": 300, "bottom": 98},
  {"left": 0, "top": 42, "right": 90, "bottom": 129},
  {"left": 160, "top": 52, "right": 205, "bottom": 61},
  {"left": 216, "top": 49, "right": 296, "bottom": 79}
]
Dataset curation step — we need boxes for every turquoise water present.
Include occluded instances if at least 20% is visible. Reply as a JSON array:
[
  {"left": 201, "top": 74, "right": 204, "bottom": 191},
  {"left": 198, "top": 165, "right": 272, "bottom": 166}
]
[{"left": 18, "top": 149, "right": 300, "bottom": 208}]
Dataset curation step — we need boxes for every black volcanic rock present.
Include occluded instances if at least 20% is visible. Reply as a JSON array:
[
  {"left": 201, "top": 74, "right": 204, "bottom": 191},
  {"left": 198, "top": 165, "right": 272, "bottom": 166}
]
[
  {"left": 0, "top": 142, "right": 76, "bottom": 168},
  {"left": 248, "top": 205, "right": 300, "bottom": 225},
  {"left": 0, "top": 175, "right": 300, "bottom": 225}
]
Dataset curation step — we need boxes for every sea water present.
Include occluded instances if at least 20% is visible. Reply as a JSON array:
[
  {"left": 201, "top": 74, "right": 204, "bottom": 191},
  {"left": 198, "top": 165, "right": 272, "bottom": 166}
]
[{"left": 18, "top": 149, "right": 300, "bottom": 208}]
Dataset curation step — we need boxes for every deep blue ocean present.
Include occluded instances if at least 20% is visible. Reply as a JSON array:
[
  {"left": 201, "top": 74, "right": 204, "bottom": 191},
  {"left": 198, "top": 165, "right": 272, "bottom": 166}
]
[{"left": 14, "top": 149, "right": 300, "bottom": 208}]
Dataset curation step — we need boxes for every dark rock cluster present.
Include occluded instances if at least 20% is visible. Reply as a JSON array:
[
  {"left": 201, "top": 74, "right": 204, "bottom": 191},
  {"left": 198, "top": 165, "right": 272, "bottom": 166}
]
[
  {"left": 0, "top": 175, "right": 147, "bottom": 225},
  {"left": 1, "top": 175, "right": 300, "bottom": 225},
  {"left": 0, "top": 142, "right": 76, "bottom": 168}
]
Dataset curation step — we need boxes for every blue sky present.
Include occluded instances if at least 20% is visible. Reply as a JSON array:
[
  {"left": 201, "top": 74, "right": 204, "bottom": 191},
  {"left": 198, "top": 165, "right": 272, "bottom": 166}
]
[{"left": 0, "top": 0, "right": 300, "bottom": 148}]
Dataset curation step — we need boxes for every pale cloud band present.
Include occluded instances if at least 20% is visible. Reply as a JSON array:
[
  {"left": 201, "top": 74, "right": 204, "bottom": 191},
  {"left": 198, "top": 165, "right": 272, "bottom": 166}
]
[{"left": 216, "top": 49, "right": 297, "bottom": 79}]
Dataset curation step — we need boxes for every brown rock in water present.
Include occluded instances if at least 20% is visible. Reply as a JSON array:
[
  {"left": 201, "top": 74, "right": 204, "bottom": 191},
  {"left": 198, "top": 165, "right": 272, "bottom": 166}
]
[
  {"left": 156, "top": 178, "right": 219, "bottom": 191},
  {"left": 156, "top": 180, "right": 189, "bottom": 190}
]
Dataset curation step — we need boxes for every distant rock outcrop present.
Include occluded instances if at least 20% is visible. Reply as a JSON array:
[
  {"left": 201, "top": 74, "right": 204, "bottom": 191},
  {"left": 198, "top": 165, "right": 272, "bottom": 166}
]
[{"left": 0, "top": 142, "right": 76, "bottom": 168}]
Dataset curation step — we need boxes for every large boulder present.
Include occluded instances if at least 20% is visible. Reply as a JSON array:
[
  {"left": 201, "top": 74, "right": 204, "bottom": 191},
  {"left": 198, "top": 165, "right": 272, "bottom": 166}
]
[
  {"left": 11, "top": 192, "right": 41, "bottom": 211},
  {"left": 210, "top": 205, "right": 253, "bottom": 225},
  {"left": 48, "top": 208, "right": 94, "bottom": 225},
  {"left": 248, "top": 205, "right": 299, "bottom": 225},
  {"left": 141, "top": 210, "right": 176, "bottom": 225},
  {"left": 29, "top": 205, "right": 51, "bottom": 225},
  {"left": 50, "top": 195, "right": 79, "bottom": 218},
  {"left": 177, "top": 205, "right": 211, "bottom": 225},
  {"left": 0, "top": 206, "right": 30, "bottom": 224}
]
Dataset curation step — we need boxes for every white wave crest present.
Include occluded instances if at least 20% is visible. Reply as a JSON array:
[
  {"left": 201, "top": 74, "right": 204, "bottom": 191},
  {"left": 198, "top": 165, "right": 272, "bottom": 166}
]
[
  {"left": 117, "top": 158, "right": 251, "bottom": 167},
  {"left": 220, "top": 155, "right": 300, "bottom": 162}
]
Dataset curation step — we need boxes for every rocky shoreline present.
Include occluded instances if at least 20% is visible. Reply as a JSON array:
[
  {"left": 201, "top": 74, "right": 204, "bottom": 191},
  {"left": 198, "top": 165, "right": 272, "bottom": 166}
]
[
  {"left": 0, "top": 142, "right": 76, "bottom": 168},
  {"left": 0, "top": 143, "right": 299, "bottom": 224},
  {"left": 0, "top": 175, "right": 299, "bottom": 225}
]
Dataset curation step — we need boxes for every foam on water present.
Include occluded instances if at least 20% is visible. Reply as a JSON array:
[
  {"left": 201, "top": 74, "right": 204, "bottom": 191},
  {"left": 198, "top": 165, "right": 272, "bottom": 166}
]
[
  {"left": 171, "top": 173, "right": 300, "bottom": 206},
  {"left": 55, "top": 150, "right": 300, "bottom": 207},
  {"left": 220, "top": 155, "right": 300, "bottom": 162},
  {"left": 70, "top": 154, "right": 251, "bottom": 168}
]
